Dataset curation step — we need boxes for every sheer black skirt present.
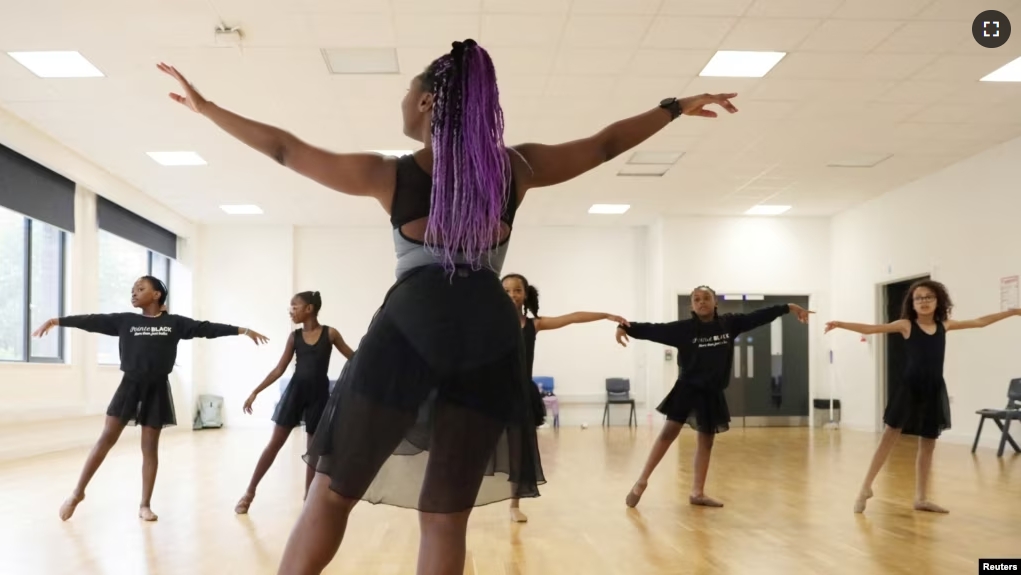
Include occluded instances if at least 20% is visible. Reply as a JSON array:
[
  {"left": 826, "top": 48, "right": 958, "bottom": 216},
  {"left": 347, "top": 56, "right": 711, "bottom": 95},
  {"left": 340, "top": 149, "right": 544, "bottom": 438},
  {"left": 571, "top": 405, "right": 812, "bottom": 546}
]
[
  {"left": 107, "top": 372, "right": 176, "bottom": 429},
  {"left": 304, "top": 264, "right": 546, "bottom": 513},
  {"left": 272, "top": 377, "right": 329, "bottom": 434},
  {"left": 657, "top": 382, "right": 730, "bottom": 435},
  {"left": 883, "top": 375, "right": 951, "bottom": 439}
]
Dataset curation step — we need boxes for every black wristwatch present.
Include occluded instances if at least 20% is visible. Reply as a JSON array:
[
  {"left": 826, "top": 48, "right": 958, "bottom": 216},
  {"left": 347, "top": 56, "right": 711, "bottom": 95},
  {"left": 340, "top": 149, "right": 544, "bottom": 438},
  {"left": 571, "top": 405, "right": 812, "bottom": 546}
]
[{"left": 659, "top": 97, "right": 681, "bottom": 120}]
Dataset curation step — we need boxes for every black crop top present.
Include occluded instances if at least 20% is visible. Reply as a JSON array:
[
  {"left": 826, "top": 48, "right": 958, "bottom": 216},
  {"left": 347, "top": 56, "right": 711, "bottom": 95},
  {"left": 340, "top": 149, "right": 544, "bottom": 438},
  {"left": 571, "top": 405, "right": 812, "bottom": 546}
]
[{"left": 389, "top": 153, "right": 520, "bottom": 231}]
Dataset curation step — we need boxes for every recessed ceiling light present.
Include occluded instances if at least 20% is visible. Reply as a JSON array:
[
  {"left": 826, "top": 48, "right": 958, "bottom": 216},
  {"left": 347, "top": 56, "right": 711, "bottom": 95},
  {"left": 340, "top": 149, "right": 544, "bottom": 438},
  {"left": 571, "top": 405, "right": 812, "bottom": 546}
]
[
  {"left": 618, "top": 165, "right": 670, "bottom": 176},
  {"left": 827, "top": 153, "right": 892, "bottom": 168},
  {"left": 220, "top": 205, "right": 263, "bottom": 215},
  {"left": 147, "top": 151, "right": 207, "bottom": 166},
  {"left": 745, "top": 204, "right": 791, "bottom": 216},
  {"left": 588, "top": 204, "right": 630, "bottom": 215},
  {"left": 7, "top": 51, "right": 104, "bottom": 78},
  {"left": 371, "top": 150, "right": 413, "bottom": 156},
  {"left": 627, "top": 151, "right": 684, "bottom": 165},
  {"left": 322, "top": 48, "right": 399, "bottom": 74},
  {"left": 980, "top": 56, "right": 1021, "bottom": 82},
  {"left": 699, "top": 50, "right": 786, "bottom": 78}
]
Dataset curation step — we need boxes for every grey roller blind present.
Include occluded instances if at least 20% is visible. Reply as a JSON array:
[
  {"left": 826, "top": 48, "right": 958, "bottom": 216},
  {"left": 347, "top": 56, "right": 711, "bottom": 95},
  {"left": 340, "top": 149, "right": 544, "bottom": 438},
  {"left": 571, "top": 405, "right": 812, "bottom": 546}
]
[
  {"left": 96, "top": 196, "right": 177, "bottom": 259},
  {"left": 0, "top": 143, "right": 76, "bottom": 232}
]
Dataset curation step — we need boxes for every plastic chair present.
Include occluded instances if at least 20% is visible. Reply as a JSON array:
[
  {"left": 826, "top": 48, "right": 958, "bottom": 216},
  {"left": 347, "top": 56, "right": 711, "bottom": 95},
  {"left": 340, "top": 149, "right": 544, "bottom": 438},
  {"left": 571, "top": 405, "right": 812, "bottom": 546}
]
[
  {"left": 972, "top": 378, "right": 1021, "bottom": 457},
  {"left": 602, "top": 377, "right": 636, "bottom": 427}
]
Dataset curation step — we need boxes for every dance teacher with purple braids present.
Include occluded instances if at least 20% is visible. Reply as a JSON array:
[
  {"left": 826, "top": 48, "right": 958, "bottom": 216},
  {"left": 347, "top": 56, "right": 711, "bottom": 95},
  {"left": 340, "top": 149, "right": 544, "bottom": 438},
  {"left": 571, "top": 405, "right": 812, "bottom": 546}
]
[{"left": 159, "top": 39, "right": 738, "bottom": 575}]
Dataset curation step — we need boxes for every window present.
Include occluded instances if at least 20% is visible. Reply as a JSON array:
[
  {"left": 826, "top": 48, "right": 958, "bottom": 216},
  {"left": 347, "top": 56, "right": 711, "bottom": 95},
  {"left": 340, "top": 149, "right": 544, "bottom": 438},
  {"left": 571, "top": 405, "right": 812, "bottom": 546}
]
[
  {"left": 97, "top": 230, "right": 172, "bottom": 365},
  {"left": 0, "top": 205, "right": 66, "bottom": 362}
]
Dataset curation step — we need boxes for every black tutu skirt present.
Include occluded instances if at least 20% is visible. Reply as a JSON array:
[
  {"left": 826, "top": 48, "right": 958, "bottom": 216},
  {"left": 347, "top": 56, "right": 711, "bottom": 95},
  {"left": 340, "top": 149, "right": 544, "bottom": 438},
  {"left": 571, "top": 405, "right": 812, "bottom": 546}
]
[
  {"left": 657, "top": 382, "right": 730, "bottom": 434},
  {"left": 107, "top": 372, "right": 176, "bottom": 428},
  {"left": 272, "top": 377, "right": 329, "bottom": 434},
  {"left": 883, "top": 376, "right": 951, "bottom": 439},
  {"left": 304, "top": 264, "right": 546, "bottom": 513}
]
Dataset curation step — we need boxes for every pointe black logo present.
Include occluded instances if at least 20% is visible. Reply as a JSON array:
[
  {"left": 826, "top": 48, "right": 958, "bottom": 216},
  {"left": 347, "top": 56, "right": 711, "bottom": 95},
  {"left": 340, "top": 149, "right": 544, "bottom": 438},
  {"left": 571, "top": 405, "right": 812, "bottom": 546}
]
[{"left": 973, "top": 10, "right": 1011, "bottom": 48}]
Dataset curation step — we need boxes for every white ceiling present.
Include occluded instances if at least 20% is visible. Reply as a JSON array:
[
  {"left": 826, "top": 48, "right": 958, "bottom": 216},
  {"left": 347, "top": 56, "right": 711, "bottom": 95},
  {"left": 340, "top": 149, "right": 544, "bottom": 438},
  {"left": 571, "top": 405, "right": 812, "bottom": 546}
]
[{"left": 2, "top": 0, "right": 1021, "bottom": 227}]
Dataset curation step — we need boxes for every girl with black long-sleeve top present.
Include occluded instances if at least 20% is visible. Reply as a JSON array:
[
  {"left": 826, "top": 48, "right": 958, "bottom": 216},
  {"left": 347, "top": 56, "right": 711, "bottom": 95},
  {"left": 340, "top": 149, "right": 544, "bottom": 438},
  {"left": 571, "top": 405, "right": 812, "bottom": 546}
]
[
  {"left": 32, "top": 275, "right": 269, "bottom": 522},
  {"left": 616, "top": 286, "right": 812, "bottom": 509}
]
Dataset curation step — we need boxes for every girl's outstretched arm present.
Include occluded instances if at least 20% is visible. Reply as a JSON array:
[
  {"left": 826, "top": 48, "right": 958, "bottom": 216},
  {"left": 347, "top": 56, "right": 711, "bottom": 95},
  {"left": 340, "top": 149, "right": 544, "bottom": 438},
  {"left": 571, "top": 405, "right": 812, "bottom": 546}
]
[
  {"left": 535, "top": 312, "right": 628, "bottom": 332},
  {"left": 329, "top": 327, "right": 355, "bottom": 359},
  {"left": 945, "top": 308, "right": 1021, "bottom": 331},
  {"left": 824, "top": 319, "right": 910, "bottom": 338},
  {"left": 244, "top": 333, "right": 296, "bottom": 414}
]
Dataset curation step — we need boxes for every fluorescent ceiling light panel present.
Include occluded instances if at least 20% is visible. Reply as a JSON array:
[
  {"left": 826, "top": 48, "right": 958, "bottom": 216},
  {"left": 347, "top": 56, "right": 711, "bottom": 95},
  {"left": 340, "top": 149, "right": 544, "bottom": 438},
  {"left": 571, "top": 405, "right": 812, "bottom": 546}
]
[
  {"left": 7, "top": 51, "right": 104, "bottom": 78},
  {"left": 627, "top": 151, "right": 684, "bottom": 165},
  {"left": 371, "top": 149, "right": 413, "bottom": 156},
  {"left": 220, "top": 204, "right": 263, "bottom": 215},
  {"left": 980, "top": 56, "right": 1021, "bottom": 82},
  {"left": 588, "top": 204, "right": 630, "bottom": 215},
  {"left": 827, "top": 153, "right": 892, "bottom": 168},
  {"left": 745, "top": 204, "right": 791, "bottom": 215},
  {"left": 618, "top": 165, "right": 670, "bottom": 176},
  {"left": 699, "top": 50, "right": 786, "bottom": 78},
  {"left": 322, "top": 48, "right": 399, "bottom": 74},
  {"left": 147, "top": 151, "right": 207, "bottom": 166}
]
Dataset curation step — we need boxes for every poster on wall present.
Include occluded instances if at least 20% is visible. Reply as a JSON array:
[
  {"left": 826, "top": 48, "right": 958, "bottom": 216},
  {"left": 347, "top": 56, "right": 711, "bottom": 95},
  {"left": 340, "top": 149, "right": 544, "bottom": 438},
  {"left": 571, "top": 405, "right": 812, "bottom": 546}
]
[{"left": 1000, "top": 275, "right": 1019, "bottom": 311}]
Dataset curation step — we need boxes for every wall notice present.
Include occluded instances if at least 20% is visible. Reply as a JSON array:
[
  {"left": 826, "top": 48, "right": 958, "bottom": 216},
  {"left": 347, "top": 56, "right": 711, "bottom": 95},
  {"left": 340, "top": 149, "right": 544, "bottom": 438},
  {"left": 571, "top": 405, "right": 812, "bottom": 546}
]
[{"left": 1000, "top": 276, "right": 1019, "bottom": 311}]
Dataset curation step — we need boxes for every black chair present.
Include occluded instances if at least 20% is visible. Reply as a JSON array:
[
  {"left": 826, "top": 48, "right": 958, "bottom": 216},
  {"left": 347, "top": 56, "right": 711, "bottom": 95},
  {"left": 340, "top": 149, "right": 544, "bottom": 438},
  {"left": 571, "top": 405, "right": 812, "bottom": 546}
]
[
  {"left": 972, "top": 378, "right": 1021, "bottom": 457},
  {"left": 602, "top": 377, "right": 636, "bottom": 428}
]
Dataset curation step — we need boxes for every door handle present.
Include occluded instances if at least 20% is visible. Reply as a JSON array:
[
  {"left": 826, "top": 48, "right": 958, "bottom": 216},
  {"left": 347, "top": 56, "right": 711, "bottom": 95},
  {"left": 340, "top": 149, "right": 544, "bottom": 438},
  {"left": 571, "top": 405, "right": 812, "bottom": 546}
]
[
  {"left": 747, "top": 345, "right": 754, "bottom": 378},
  {"left": 733, "top": 346, "right": 741, "bottom": 378}
]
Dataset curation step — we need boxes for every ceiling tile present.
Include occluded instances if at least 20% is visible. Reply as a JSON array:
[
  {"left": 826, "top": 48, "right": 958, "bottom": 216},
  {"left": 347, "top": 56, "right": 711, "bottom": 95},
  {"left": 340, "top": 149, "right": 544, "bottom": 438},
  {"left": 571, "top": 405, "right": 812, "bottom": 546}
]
[
  {"left": 545, "top": 75, "right": 617, "bottom": 98},
  {"left": 872, "top": 21, "right": 966, "bottom": 54},
  {"left": 397, "top": 47, "right": 451, "bottom": 76},
  {"left": 562, "top": 15, "right": 652, "bottom": 48},
  {"left": 485, "top": 47, "right": 557, "bottom": 75},
  {"left": 571, "top": 0, "right": 661, "bottom": 15},
  {"left": 751, "top": 78, "right": 895, "bottom": 101},
  {"left": 394, "top": 13, "right": 480, "bottom": 47},
  {"left": 391, "top": 0, "right": 481, "bottom": 12},
  {"left": 798, "top": 19, "right": 906, "bottom": 52},
  {"left": 659, "top": 0, "right": 754, "bottom": 17},
  {"left": 916, "top": 0, "right": 1019, "bottom": 21},
  {"left": 744, "top": 0, "right": 843, "bottom": 19},
  {"left": 482, "top": 0, "right": 571, "bottom": 13},
  {"left": 872, "top": 81, "right": 962, "bottom": 104},
  {"left": 771, "top": 53, "right": 936, "bottom": 81},
  {"left": 643, "top": 17, "right": 736, "bottom": 49},
  {"left": 480, "top": 14, "right": 566, "bottom": 47},
  {"left": 625, "top": 50, "right": 713, "bottom": 76},
  {"left": 613, "top": 76, "right": 693, "bottom": 101},
  {"left": 553, "top": 48, "right": 633, "bottom": 75},
  {"left": 831, "top": 0, "right": 935, "bottom": 19},
  {"left": 720, "top": 18, "right": 821, "bottom": 51},
  {"left": 911, "top": 54, "right": 1009, "bottom": 81},
  {"left": 308, "top": 13, "right": 396, "bottom": 47}
]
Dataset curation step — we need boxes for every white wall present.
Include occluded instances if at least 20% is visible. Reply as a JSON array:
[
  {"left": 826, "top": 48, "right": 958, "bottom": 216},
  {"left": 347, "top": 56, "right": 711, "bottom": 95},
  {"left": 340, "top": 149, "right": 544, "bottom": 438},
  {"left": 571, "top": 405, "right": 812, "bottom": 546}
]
[
  {"left": 195, "top": 224, "right": 647, "bottom": 426},
  {"left": 194, "top": 225, "right": 295, "bottom": 427},
  {"left": 830, "top": 137, "right": 1021, "bottom": 449}
]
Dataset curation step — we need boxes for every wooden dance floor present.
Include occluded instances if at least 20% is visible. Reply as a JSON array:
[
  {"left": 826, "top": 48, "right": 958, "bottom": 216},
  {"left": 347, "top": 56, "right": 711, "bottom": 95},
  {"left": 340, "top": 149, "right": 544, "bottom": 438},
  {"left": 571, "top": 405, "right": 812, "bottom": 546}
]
[{"left": 0, "top": 424, "right": 1017, "bottom": 574}]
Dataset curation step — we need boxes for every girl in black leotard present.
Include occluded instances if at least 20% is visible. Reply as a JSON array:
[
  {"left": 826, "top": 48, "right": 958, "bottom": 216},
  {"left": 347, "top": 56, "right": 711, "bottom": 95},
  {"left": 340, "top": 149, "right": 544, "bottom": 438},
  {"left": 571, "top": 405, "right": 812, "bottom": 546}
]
[
  {"left": 826, "top": 279, "right": 1021, "bottom": 514},
  {"left": 31, "top": 276, "right": 268, "bottom": 522},
  {"left": 235, "top": 291, "right": 354, "bottom": 514},
  {"left": 501, "top": 273, "right": 627, "bottom": 523}
]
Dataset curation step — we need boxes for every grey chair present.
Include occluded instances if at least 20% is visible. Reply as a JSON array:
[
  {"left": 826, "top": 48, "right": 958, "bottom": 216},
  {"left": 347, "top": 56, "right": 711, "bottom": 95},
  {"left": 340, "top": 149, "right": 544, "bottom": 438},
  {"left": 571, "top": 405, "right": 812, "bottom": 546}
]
[
  {"left": 602, "top": 377, "right": 636, "bottom": 427},
  {"left": 972, "top": 377, "right": 1021, "bottom": 457}
]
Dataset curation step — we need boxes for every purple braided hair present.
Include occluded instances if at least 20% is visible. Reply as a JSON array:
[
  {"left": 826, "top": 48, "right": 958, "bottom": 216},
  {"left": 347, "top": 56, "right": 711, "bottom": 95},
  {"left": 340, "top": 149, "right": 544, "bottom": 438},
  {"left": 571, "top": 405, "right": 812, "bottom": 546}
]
[{"left": 420, "top": 39, "right": 512, "bottom": 273}]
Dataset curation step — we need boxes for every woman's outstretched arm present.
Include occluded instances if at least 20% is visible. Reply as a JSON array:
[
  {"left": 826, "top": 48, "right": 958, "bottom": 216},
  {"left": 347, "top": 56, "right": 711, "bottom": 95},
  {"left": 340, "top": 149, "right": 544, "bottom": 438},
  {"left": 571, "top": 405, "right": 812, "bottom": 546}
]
[
  {"left": 157, "top": 63, "right": 392, "bottom": 203},
  {"left": 535, "top": 312, "right": 628, "bottom": 332},
  {"left": 513, "top": 93, "right": 738, "bottom": 191}
]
